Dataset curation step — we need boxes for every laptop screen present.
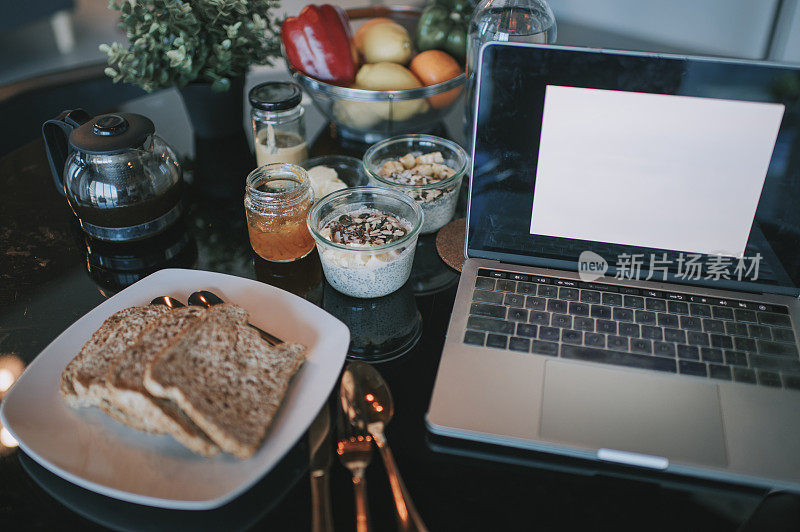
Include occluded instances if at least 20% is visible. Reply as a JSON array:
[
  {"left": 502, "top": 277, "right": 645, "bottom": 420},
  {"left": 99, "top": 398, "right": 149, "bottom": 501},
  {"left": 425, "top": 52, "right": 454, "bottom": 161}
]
[{"left": 468, "top": 43, "right": 800, "bottom": 296}]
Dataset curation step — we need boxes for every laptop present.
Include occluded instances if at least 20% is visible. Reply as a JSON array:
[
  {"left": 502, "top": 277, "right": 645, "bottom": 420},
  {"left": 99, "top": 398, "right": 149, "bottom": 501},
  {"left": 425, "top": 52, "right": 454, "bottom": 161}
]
[{"left": 427, "top": 42, "right": 800, "bottom": 492}]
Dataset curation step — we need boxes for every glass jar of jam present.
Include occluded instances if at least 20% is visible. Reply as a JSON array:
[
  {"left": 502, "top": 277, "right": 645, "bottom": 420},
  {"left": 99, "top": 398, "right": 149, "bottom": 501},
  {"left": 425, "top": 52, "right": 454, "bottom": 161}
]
[
  {"left": 244, "top": 163, "right": 315, "bottom": 262},
  {"left": 249, "top": 82, "right": 308, "bottom": 167}
]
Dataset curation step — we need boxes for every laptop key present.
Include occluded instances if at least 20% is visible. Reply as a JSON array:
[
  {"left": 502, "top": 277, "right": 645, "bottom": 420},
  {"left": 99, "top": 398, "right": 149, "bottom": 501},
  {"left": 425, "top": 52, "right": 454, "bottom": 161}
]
[
  {"left": 471, "top": 303, "right": 507, "bottom": 319},
  {"left": 526, "top": 296, "right": 547, "bottom": 311},
  {"left": 630, "top": 339, "right": 652, "bottom": 354},
  {"left": 539, "top": 326, "right": 560, "bottom": 341},
  {"left": 733, "top": 367, "right": 757, "bottom": 384},
  {"left": 733, "top": 337, "right": 757, "bottom": 352},
  {"left": 591, "top": 305, "right": 612, "bottom": 319},
  {"left": 758, "top": 340, "right": 798, "bottom": 357},
  {"left": 574, "top": 317, "right": 595, "bottom": 331},
  {"left": 529, "top": 311, "right": 550, "bottom": 326},
  {"left": 464, "top": 331, "right": 485, "bottom": 346},
  {"left": 748, "top": 324, "right": 772, "bottom": 340},
  {"left": 679, "top": 360, "right": 707, "bottom": 377},
  {"left": 580, "top": 290, "right": 601, "bottom": 304},
  {"left": 516, "top": 281, "right": 537, "bottom": 295},
  {"left": 708, "top": 364, "right": 732, "bottom": 381},
  {"left": 724, "top": 351, "right": 749, "bottom": 366},
  {"left": 750, "top": 354, "right": 800, "bottom": 373},
  {"left": 782, "top": 374, "right": 800, "bottom": 390},
  {"left": 725, "top": 322, "right": 749, "bottom": 336},
  {"left": 618, "top": 322, "right": 639, "bottom": 337},
  {"left": 602, "top": 293, "right": 623, "bottom": 306},
  {"left": 635, "top": 311, "right": 656, "bottom": 324},
  {"left": 562, "top": 329, "right": 582, "bottom": 344},
  {"left": 504, "top": 293, "right": 525, "bottom": 307},
  {"left": 757, "top": 370, "right": 782, "bottom": 387},
  {"left": 771, "top": 328, "right": 796, "bottom": 344},
  {"left": 668, "top": 301, "right": 690, "bottom": 315},
  {"left": 552, "top": 314, "right": 572, "bottom": 328},
  {"left": 475, "top": 277, "right": 495, "bottom": 290},
  {"left": 690, "top": 304, "right": 712, "bottom": 317},
  {"left": 486, "top": 334, "right": 508, "bottom": 349},
  {"left": 710, "top": 334, "right": 733, "bottom": 349},
  {"left": 734, "top": 309, "right": 758, "bottom": 323},
  {"left": 561, "top": 345, "right": 676, "bottom": 373},
  {"left": 516, "top": 323, "right": 538, "bottom": 338},
  {"left": 596, "top": 320, "right": 617, "bottom": 334},
  {"left": 677, "top": 344, "right": 700, "bottom": 360},
  {"left": 509, "top": 337, "right": 531, "bottom": 353},
  {"left": 569, "top": 302, "right": 590, "bottom": 316},
  {"left": 607, "top": 336, "right": 629, "bottom": 350},
  {"left": 548, "top": 299, "right": 568, "bottom": 314},
  {"left": 687, "top": 331, "right": 710, "bottom": 346},
  {"left": 531, "top": 340, "right": 559, "bottom": 356},
  {"left": 712, "top": 306, "right": 734, "bottom": 320},
  {"left": 664, "top": 328, "right": 686, "bottom": 343},
  {"left": 641, "top": 325, "right": 663, "bottom": 340},
  {"left": 496, "top": 279, "right": 516, "bottom": 292},
  {"left": 467, "top": 316, "right": 515, "bottom": 335},
  {"left": 646, "top": 298, "right": 667, "bottom": 312},
  {"left": 538, "top": 285, "right": 558, "bottom": 298},
  {"left": 473, "top": 289, "right": 504, "bottom": 305},
  {"left": 654, "top": 341, "right": 676, "bottom": 357},
  {"left": 585, "top": 332, "right": 605, "bottom": 347},
  {"left": 700, "top": 347, "right": 724, "bottom": 364},
  {"left": 703, "top": 319, "right": 725, "bottom": 333},
  {"left": 613, "top": 308, "right": 634, "bottom": 322},
  {"left": 658, "top": 313, "right": 679, "bottom": 328},
  {"left": 623, "top": 295, "right": 644, "bottom": 309},
  {"left": 559, "top": 287, "right": 579, "bottom": 301},
  {"left": 680, "top": 316, "right": 703, "bottom": 331},
  {"left": 758, "top": 312, "right": 791, "bottom": 328},
  {"left": 509, "top": 308, "right": 528, "bottom": 322}
]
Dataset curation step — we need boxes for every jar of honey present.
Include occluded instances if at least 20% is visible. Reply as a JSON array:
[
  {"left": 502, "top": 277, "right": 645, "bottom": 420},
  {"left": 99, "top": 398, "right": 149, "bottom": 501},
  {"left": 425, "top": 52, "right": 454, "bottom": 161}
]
[{"left": 244, "top": 163, "right": 315, "bottom": 262}]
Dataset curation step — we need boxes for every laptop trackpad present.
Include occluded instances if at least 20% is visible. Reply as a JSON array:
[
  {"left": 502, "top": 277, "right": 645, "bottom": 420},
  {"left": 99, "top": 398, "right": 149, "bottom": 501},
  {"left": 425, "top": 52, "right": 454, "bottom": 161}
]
[{"left": 540, "top": 361, "right": 728, "bottom": 466}]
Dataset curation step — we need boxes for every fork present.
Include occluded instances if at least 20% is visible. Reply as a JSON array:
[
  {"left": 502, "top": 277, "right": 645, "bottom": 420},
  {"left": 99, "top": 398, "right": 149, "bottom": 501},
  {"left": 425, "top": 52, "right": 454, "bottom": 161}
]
[{"left": 337, "top": 410, "right": 374, "bottom": 532}]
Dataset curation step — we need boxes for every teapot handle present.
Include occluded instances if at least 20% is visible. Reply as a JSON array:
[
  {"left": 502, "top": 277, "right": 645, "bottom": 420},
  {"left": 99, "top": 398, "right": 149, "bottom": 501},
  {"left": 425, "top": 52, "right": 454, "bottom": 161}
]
[{"left": 42, "top": 109, "right": 93, "bottom": 197}]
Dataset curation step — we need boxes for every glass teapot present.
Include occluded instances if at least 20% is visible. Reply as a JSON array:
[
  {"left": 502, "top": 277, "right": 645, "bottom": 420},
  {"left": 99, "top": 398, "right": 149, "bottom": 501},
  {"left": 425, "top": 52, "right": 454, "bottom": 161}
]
[{"left": 42, "top": 109, "right": 183, "bottom": 242}]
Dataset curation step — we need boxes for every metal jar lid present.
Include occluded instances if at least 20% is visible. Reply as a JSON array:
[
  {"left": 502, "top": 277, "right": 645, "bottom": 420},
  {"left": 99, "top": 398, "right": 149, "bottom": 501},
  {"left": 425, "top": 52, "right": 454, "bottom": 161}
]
[{"left": 248, "top": 82, "right": 303, "bottom": 112}]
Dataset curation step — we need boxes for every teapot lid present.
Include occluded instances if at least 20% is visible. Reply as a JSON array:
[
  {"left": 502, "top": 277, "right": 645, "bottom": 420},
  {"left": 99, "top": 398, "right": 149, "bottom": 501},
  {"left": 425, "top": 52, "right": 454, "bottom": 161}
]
[{"left": 69, "top": 113, "right": 155, "bottom": 154}]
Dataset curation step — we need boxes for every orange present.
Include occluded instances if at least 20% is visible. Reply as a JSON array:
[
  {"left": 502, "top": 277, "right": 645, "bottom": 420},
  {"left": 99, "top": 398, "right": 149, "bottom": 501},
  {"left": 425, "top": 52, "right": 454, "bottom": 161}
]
[
  {"left": 409, "top": 50, "right": 463, "bottom": 108},
  {"left": 353, "top": 17, "right": 394, "bottom": 52}
]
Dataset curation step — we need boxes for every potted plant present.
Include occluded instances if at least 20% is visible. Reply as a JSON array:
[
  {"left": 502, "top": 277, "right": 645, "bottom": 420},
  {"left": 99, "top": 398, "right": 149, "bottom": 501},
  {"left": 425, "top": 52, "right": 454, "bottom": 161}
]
[{"left": 101, "top": 0, "right": 281, "bottom": 138}]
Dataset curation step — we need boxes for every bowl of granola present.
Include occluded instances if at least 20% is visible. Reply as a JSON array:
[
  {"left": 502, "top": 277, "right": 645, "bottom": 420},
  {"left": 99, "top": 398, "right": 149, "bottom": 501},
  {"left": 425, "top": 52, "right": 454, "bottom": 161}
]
[
  {"left": 363, "top": 134, "right": 468, "bottom": 234},
  {"left": 306, "top": 187, "right": 423, "bottom": 298}
]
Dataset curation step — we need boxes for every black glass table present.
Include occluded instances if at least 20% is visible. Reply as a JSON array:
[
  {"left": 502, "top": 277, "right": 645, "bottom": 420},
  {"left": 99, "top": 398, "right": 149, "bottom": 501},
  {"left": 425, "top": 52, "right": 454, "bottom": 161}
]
[{"left": 0, "top": 110, "right": 780, "bottom": 531}]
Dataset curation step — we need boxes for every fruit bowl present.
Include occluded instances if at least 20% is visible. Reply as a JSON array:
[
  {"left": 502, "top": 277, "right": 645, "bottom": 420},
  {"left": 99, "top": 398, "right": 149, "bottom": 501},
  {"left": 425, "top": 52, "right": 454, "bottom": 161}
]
[{"left": 285, "top": 5, "right": 466, "bottom": 144}]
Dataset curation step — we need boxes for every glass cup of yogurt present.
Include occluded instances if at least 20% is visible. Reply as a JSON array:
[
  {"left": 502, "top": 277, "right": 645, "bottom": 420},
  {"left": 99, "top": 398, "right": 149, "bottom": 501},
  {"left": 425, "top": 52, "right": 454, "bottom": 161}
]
[
  {"left": 363, "top": 134, "right": 468, "bottom": 234},
  {"left": 307, "top": 187, "right": 423, "bottom": 298}
]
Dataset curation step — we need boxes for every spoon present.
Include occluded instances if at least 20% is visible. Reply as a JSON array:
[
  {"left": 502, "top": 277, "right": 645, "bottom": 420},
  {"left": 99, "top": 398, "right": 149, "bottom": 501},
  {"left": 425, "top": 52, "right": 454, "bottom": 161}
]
[
  {"left": 150, "top": 296, "right": 185, "bottom": 308},
  {"left": 341, "top": 362, "right": 429, "bottom": 532},
  {"left": 187, "top": 290, "right": 283, "bottom": 346}
]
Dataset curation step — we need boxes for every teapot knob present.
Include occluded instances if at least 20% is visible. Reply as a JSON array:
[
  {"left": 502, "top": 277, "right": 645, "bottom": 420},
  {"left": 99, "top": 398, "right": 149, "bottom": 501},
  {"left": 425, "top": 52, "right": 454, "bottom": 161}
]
[{"left": 93, "top": 115, "right": 129, "bottom": 136}]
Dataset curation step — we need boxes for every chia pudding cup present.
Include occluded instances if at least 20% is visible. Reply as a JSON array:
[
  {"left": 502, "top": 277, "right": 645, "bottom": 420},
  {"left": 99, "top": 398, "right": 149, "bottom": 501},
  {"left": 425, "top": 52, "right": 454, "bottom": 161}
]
[
  {"left": 363, "top": 134, "right": 468, "bottom": 234},
  {"left": 307, "top": 187, "right": 423, "bottom": 298}
]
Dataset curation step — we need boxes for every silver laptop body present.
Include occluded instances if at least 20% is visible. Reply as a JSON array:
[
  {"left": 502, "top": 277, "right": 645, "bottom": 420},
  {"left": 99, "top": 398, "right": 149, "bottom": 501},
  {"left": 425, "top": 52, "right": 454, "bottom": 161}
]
[{"left": 427, "top": 43, "right": 800, "bottom": 492}]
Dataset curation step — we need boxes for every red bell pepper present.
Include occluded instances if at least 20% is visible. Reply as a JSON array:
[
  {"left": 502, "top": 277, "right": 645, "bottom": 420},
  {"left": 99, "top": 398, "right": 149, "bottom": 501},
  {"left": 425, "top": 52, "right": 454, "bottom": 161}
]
[{"left": 281, "top": 4, "right": 358, "bottom": 85}]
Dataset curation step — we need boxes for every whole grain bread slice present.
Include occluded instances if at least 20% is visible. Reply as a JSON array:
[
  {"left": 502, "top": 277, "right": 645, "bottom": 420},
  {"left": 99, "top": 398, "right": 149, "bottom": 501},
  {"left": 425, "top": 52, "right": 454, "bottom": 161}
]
[
  {"left": 104, "top": 306, "right": 220, "bottom": 457},
  {"left": 60, "top": 305, "right": 171, "bottom": 430},
  {"left": 143, "top": 304, "right": 308, "bottom": 459}
]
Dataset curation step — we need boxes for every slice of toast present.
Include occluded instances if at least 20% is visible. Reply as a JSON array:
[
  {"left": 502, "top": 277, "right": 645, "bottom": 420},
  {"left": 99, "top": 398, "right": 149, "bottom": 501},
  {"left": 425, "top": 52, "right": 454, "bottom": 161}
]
[
  {"left": 104, "top": 306, "right": 220, "bottom": 457},
  {"left": 143, "top": 305, "right": 308, "bottom": 459},
  {"left": 60, "top": 305, "right": 171, "bottom": 430}
]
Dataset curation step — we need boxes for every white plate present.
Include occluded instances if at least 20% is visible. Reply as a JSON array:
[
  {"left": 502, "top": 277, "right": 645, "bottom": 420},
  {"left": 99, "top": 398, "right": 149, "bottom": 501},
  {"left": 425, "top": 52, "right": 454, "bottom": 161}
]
[{"left": 0, "top": 269, "right": 349, "bottom": 510}]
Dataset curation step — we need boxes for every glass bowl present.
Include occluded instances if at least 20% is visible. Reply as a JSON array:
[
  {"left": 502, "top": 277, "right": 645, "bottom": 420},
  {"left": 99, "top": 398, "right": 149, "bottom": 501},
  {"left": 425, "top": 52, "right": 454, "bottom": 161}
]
[
  {"left": 363, "top": 134, "right": 468, "bottom": 234},
  {"left": 306, "top": 187, "right": 423, "bottom": 298},
  {"left": 301, "top": 155, "right": 369, "bottom": 190},
  {"left": 285, "top": 6, "right": 465, "bottom": 144}
]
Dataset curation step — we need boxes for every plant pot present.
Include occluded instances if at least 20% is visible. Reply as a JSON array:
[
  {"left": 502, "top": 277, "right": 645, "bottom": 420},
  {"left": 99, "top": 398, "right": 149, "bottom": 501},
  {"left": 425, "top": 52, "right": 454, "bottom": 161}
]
[{"left": 179, "top": 76, "right": 245, "bottom": 138}]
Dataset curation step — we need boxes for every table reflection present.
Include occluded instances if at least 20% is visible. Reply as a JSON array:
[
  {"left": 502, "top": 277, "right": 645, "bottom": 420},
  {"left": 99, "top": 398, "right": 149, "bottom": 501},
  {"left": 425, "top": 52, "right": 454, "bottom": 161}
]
[{"left": 252, "top": 250, "right": 324, "bottom": 305}]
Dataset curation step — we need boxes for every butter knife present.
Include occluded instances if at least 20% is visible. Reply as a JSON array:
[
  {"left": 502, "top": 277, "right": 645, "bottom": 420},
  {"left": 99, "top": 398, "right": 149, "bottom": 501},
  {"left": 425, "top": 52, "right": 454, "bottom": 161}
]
[{"left": 309, "top": 403, "right": 334, "bottom": 532}]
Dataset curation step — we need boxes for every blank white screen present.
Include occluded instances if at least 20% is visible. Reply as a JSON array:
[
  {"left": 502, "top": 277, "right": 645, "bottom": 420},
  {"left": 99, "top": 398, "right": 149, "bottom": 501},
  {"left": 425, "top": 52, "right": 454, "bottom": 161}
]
[{"left": 529, "top": 86, "right": 785, "bottom": 257}]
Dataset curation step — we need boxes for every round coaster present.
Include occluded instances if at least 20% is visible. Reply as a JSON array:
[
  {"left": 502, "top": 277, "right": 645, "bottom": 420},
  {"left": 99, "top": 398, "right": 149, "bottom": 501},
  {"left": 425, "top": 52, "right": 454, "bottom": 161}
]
[{"left": 435, "top": 217, "right": 466, "bottom": 272}]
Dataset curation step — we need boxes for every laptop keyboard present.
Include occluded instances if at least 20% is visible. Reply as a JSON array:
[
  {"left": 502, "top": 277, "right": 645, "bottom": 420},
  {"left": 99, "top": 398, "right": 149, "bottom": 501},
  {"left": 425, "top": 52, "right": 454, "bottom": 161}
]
[{"left": 464, "top": 269, "right": 800, "bottom": 390}]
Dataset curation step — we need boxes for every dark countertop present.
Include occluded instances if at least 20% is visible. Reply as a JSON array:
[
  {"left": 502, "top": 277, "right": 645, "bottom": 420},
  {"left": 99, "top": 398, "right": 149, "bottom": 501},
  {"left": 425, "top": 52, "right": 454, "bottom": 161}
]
[{"left": 0, "top": 122, "right": 773, "bottom": 531}]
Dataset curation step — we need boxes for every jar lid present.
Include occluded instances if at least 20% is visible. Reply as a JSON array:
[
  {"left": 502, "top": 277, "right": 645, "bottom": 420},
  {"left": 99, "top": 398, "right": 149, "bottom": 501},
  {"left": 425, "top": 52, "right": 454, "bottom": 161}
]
[
  {"left": 69, "top": 113, "right": 155, "bottom": 154},
  {"left": 248, "top": 82, "right": 303, "bottom": 111}
]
